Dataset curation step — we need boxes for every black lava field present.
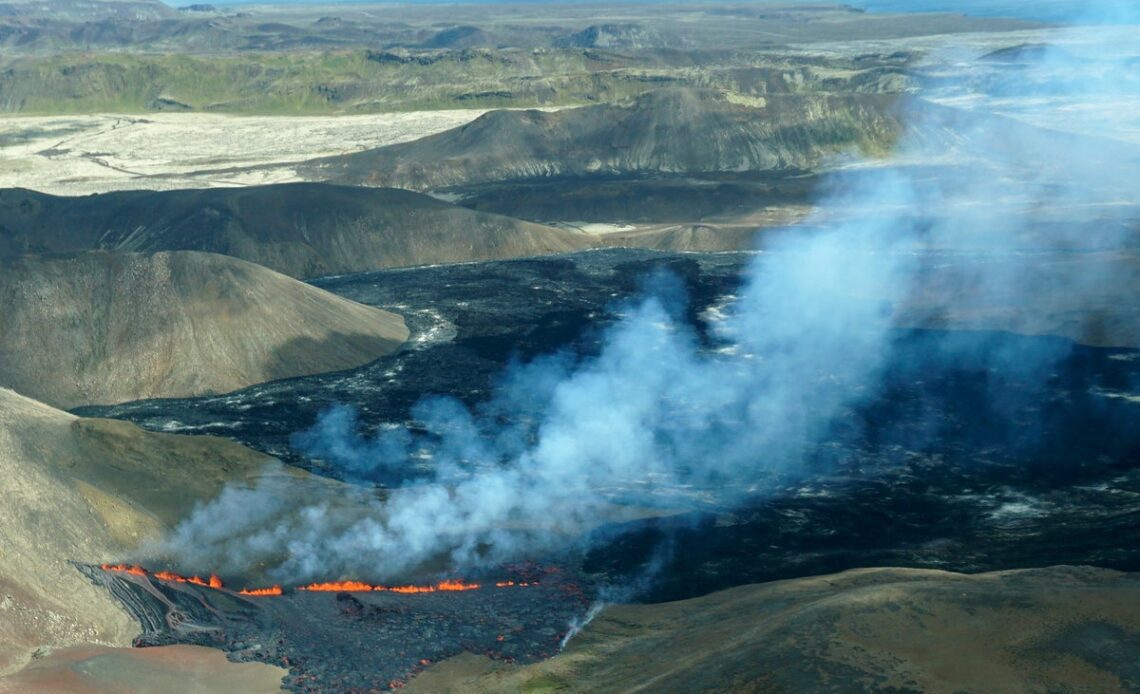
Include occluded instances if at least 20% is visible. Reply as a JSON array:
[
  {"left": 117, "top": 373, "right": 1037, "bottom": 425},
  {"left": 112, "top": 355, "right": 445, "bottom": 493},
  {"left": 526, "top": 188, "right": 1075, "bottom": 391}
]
[{"left": 80, "top": 249, "right": 1140, "bottom": 603}]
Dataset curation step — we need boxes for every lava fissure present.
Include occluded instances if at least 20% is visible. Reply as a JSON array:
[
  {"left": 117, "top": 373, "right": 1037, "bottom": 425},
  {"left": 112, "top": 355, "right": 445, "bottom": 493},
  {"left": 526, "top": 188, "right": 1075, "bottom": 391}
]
[
  {"left": 100, "top": 563, "right": 531, "bottom": 597},
  {"left": 239, "top": 585, "right": 284, "bottom": 596},
  {"left": 85, "top": 561, "right": 591, "bottom": 693}
]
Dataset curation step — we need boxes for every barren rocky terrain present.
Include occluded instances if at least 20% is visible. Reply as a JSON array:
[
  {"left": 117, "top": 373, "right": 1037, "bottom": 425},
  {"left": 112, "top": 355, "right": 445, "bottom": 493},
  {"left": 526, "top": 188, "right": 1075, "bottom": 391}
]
[{"left": 0, "top": 2, "right": 1136, "bottom": 692}]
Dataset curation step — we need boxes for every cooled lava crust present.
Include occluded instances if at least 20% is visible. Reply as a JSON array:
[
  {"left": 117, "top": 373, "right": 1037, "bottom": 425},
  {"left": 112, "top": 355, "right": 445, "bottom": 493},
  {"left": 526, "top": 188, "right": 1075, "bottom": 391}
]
[{"left": 79, "top": 563, "right": 592, "bottom": 692}]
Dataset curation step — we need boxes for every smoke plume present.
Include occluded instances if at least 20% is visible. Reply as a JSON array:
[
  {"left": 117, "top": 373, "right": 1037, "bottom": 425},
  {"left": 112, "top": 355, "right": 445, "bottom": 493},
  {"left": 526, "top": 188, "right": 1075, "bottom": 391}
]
[{"left": 156, "top": 8, "right": 1139, "bottom": 583}]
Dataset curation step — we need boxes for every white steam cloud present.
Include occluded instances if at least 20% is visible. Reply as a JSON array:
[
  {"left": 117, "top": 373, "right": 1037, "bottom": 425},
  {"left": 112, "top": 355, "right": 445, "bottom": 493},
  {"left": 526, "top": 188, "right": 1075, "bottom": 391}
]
[{"left": 157, "top": 8, "right": 1140, "bottom": 583}]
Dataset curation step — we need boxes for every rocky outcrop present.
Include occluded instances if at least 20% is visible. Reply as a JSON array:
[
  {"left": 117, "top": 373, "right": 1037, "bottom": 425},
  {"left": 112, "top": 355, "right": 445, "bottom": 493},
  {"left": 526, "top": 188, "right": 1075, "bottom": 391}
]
[{"left": 553, "top": 24, "right": 665, "bottom": 50}]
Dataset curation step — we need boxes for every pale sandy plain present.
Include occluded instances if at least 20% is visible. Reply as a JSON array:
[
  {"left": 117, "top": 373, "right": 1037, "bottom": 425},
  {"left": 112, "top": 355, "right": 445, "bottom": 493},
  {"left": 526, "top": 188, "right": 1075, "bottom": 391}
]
[{"left": 0, "top": 109, "right": 494, "bottom": 195}]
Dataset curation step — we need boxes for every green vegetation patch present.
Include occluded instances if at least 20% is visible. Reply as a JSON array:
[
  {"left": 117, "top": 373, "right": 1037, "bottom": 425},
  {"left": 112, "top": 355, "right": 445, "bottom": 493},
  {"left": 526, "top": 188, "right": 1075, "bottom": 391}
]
[{"left": 0, "top": 49, "right": 912, "bottom": 116}]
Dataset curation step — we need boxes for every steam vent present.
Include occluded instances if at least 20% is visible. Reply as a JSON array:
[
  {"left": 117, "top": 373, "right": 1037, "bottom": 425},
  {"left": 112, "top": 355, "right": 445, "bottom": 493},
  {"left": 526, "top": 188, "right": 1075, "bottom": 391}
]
[{"left": 2, "top": 1, "right": 1140, "bottom": 692}]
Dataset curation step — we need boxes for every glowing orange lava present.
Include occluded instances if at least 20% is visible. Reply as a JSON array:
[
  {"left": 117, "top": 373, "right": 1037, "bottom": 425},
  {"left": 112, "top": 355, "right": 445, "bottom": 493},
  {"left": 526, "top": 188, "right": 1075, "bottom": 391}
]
[
  {"left": 101, "top": 563, "right": 146, "bottom": 576},
  {"left": 185, "top": 574, "right": 223, "bottom": 589},
  {"left": 101, "top": 565, "right": 231, "bottom": 590},
  {"left": 299, "top": 579, "right": 483, "bottom": 593},
  {"left": 436, "top": 579, "right": 481, "bottom": 592},
  {"left": 300, "top": 581, "right": 375, "bottom": 593},
  {"left": 239, "top": 585, "right": 284, "bottom": 597},
  {"left": 101, "top": 563, "right": 532, "bottom": 598},
  {"left": 386, "top": 584, "right": 437, "bottom": 594}
]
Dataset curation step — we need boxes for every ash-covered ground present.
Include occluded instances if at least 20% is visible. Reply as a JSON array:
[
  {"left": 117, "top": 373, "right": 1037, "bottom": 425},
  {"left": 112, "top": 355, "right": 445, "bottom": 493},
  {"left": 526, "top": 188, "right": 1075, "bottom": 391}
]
[
  {"left": 79, "top": 248, "right": 1140, "bottom": 600},
  {"left": 79, "top": 563, "right": 590, "bottom": 693}
]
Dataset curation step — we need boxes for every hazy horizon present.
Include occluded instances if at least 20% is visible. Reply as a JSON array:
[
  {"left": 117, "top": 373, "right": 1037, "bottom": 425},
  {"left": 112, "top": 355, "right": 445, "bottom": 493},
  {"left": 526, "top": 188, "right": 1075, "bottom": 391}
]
[{"left": 159, "top": 0, "right": 1133, "bottom": 25}]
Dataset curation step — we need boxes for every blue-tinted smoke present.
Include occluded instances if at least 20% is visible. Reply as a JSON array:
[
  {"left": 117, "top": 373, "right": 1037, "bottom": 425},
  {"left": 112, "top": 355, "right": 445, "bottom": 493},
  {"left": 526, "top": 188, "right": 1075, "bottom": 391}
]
[{"left": 160, "top": 9, "right": 1140, "bottom": 582}]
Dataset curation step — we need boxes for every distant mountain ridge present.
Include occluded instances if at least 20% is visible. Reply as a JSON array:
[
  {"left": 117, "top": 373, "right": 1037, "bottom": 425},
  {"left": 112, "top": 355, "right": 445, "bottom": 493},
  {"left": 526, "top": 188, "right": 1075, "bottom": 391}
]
[
  {"left": 0, "top": 183, "right": 590, "bottom": 279},
  {"left": 0, "top": 0, "right": 176, "bottom": 21},
  {"left": 301, "top": 89, "right": 908, "bottom": 190}
]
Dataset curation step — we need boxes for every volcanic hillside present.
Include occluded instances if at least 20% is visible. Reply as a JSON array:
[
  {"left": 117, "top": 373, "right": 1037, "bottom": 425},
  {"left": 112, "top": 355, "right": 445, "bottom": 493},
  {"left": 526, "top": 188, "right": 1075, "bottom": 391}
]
[
  {"left": 0, "top": 183, "right": 589, "bottom": 279},
  {"left": 0, "top": 250, "right": 408, "bottom": 408},
  {"left": 301, "top": 89, "right": 907, "bottom": 190},
  {"left": 0, "top": 387, "right": 279, "bottom": 677},
  {"left": 407, "top": 566, "right": 1140, "bottom": 693}
]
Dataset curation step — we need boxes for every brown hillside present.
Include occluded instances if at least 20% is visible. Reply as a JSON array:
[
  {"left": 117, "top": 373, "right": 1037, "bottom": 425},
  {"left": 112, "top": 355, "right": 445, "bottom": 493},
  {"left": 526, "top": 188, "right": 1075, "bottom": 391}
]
[
  {"left": 409, "top": 565, "right": 1140, "bottom": 693},
  {"left": 0, "top": 250, "right": 408, "bottom": 408},
  {"left": 0, "top": 388, "right": 277, "bottom": 677}
]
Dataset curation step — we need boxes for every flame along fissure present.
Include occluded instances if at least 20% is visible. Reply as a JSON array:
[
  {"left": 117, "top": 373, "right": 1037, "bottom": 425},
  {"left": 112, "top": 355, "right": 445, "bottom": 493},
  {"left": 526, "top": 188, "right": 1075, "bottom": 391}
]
[
  {"left": 100, "top": 564, "right": 529, "bottom": 596},
  {"left": 239, "top": 585, "right": 284, "bottom": 596}
]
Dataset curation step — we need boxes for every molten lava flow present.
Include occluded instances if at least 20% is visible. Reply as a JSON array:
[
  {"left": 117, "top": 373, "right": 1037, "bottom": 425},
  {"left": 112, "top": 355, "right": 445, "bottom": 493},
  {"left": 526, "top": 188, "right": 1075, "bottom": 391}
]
[
  {"left": 385, "top": 584, "right": 436, "bottom": 594},
  {"left": 101, "top": 562, "right": 530, "bottom": 598},
  {"left": 298, "top": 579, "right": 484, "bottom": 594},
  {"left": 300, "top": 581, "right": 374, "bottom": 593},
  {"left": 101, "top": 563, "right": 147, "bottom": 576},
  {"left": 239, "top": 585, "right": 284, "bottom": 596},
  {"left": 185, "top": 573, "right": 223, "bottom": 589},
  {"left": 381, "top": 579, "right": 482, "bottom": 593},
  {"left": 437, "top": 579, "right": 481, "bottom": 591}
]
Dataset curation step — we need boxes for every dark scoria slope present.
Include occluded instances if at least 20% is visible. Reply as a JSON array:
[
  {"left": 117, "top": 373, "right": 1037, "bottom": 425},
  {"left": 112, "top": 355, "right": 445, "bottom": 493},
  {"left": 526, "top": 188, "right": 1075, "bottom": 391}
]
[
  {"left": 301, "top": 89, "right": 907, "bottom": 190},
  {"left": 0, "top": 250, "right": 407, "bottom": 408},
  {"left": 0, "top": 183, "right": 589, "bottom": 279}
]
